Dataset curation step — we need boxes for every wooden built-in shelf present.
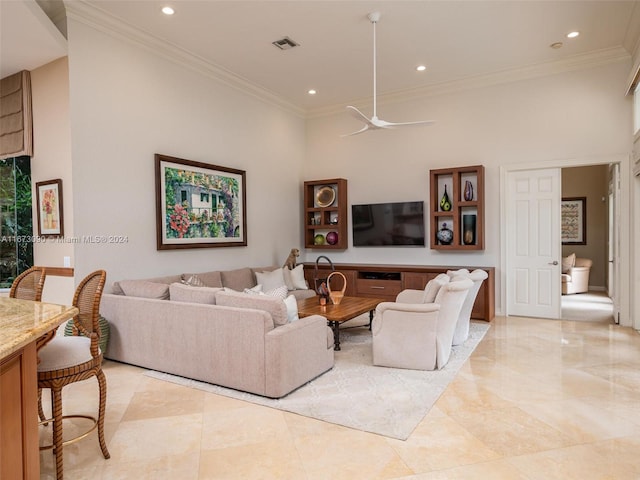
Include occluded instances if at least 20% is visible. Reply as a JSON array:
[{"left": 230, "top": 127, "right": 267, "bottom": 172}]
[{"left": 430, "top": 165, "right": 485, "bottom": 250}]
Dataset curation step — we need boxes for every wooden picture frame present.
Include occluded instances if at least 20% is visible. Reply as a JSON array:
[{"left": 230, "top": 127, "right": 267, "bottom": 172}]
[
  {"left": 36, "top": 179, "right": 63, "bottom": 237},
  {"left": 155, "top": 154, "right": 247, "bottom": 250},
  {"left": 561, "top": 197, "right": 586, "bottom": 245}
]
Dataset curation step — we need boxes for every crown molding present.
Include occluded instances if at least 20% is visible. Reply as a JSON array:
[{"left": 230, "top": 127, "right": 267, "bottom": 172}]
[
  {"left": 308, "top": 46, "right": 631, "bottom": 119},
  {"left": 62, "top": 2, "right": 631, "bottom": 121},
  {"left": 64, "top": 1, "right": 306, "bottom": 118}
]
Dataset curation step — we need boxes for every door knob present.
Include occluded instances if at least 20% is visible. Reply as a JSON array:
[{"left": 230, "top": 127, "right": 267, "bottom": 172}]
[{"left": 548, "top": 261, "right": 558, "bottom": 265}]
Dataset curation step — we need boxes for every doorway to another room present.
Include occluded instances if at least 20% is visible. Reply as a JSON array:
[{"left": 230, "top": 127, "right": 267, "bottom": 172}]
[{"left": 560, "top": 164, "right": 616, "bottom": 324}]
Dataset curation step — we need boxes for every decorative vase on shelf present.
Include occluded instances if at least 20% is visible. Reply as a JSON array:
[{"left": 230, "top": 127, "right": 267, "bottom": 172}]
[
  {"left": 440, "top": 185, "right": 452, "bottom": 211},
  {"left": 463, "top": 181, "right": 474, "bottom": 201},
  {"left": 436, "top": 223, "right": 454, "bottom": 245},
  {"left": 463, "top": 215, "right": 476, "bottom": 245}
]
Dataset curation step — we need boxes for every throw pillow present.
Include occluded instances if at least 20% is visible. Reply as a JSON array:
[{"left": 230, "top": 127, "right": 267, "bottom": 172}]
[
  {"left": 290, "top": 264, "right": 308, "bottom": 289},
  {"left": 562, "top": 253, "right": 576, "bottom": 273},
  {"left": 169, "top": 283, "right": 221, "bottom": 304},
  {"left": 118, "top": 280, "right": 170, "bottom": 300},
  {"left": 264, "top": 285, "right": 288, "bottom": 300},
  {"left": 243, "top": 284, "right": 263, "bottom": 295},
  {"left": 422, "top": 273, "right": 450, "bottom": 303},
  {"left": 255, "top": 268, "right": 286, "bottom": 292},
  {"left": 181, "top": 275, "right": 205, "bottom": 287},
  {"left": 282, "top": 267, "right": 295, "bottom": 290},
  {"left": 283, "top": 295, "right": 299, "bottom": 322},
  {"left": 181, "top": 271, "right": 223, "bottom": 288}
]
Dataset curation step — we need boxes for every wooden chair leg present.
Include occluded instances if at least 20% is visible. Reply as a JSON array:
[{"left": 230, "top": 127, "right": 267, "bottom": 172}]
[
  {"left": 51, "top": 387, "right": 64, "bottom": 480},
  {"left": 38, "top": 387, "right": 48, "bottom": 425},
  {"left": 96, "top": 370, "right": 110, "bottom": 459}
]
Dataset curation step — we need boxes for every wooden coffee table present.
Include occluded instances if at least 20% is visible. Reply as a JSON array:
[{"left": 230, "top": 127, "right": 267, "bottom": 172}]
[{"left": 297, "top": 296, "right": 384, "bottom": 350}]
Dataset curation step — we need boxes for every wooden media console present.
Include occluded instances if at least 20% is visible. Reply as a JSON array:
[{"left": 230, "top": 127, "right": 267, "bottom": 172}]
[{"left": 303, "top": 263, "right": 495, "bottom": 321}]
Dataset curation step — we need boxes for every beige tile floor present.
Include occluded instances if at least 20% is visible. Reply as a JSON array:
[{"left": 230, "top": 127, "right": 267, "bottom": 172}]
[{"left": 39, "top": 315, "right": 640, "bottom": 479}]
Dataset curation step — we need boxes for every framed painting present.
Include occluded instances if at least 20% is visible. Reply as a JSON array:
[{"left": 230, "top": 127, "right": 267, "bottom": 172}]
[
  {"left": 561, "top": 197, "right": 586, "bottom": 245},
  {"left": 155, "top": 154, "right": 247, "bottom": 249},
  {"left": 36, "top": 179, "right": 64, "bottom": 237}
]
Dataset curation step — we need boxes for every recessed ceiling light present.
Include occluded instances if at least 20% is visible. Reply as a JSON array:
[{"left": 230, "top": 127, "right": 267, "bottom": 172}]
[
  {"left": 550, "top": 42, "right": 563, "bottom": 49},
  {"left": 567, "top": 31, "right": 580, "bottom": 38},
  {"left": 308, "top": 89, "right": 317, "bottom": 95},
  {"left": 416, "top": 65, "right": 427, "bottom": 72},
  {"left": 162, "top": 6, "right": 175, "bottom": 15}
]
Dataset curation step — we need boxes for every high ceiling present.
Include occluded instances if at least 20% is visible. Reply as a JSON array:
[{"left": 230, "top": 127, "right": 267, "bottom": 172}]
[{"left": 3, "top": 1, "right": 640, "bottom": 115}]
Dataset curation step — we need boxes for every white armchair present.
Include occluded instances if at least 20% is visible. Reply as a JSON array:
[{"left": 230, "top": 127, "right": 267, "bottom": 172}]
[
  {"left": 562, "top": 257, "right": 592, "bottom": 294},
  {"left": 446, "top": 269, "right": 488, "bottom": 346},
  {"left": 372, "top": 277, "right": 473, "bottom": 370}
]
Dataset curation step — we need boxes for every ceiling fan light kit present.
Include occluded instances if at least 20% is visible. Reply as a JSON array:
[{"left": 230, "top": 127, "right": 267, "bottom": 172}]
[{"left": 343, "top": 12, "right": 435, "bottom": 136}]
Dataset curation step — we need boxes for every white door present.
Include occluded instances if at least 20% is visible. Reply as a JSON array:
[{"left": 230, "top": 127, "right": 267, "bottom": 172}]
[
  {"left": 608, "top": 164, "right": 620, "bottom": 324},
  {"left": 506, "top": 168, "right": 561, "bottom": 318}
]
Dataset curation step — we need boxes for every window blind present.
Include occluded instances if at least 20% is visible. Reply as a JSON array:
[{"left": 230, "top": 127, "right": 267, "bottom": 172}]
[{"left": 0, "top": 70, "right": 33, "bottom": 160}]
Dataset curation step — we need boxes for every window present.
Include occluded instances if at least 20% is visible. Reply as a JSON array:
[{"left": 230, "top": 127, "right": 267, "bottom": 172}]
[
  {"left": 0, "top": 156, "right": 33, "bottom": 288},
  {"left": 200, "top": 193, "right": 209, "bottom": 203},
  {"left": 180, "top": 190, "right": 187, "bottom": 203}
]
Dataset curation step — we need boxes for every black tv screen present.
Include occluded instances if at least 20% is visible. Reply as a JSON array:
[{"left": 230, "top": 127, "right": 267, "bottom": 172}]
[{"left": 352, "top": 201, "right": 425, "bottom": 247}]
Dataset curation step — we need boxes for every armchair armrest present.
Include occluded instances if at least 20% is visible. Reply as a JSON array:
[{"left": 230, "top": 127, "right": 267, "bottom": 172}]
[
  {"left": 264, "top": 314, "right": 334, "bottom": 398},
  {"left": 373, "top": 302, "right": 440, "bottom": 334}
]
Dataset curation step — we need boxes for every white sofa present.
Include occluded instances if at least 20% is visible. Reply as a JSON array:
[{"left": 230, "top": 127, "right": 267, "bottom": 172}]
[{"left": 100, "top": 266, "right": 334, "bottom": 398}]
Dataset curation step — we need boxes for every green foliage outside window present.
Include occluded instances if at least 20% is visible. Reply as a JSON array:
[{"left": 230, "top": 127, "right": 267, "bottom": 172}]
[{"left": 0, "top": 157, "right": 33, "bottom": 288}]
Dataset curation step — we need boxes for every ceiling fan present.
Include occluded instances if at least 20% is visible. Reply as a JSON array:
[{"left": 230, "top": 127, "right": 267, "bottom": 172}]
[{"left": 343, "top": 12, "right": 435, "bottom": 136}]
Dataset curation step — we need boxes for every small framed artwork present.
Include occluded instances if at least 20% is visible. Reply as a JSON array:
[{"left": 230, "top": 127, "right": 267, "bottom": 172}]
[
  {"left": 561, "top": 197, "right": 586, "bottom": 245},
  {"left": 36, "top": 179, "right": 64, "bottom": 237},
  {"left": 155, "top": 154, "right": 247, "bottom": 250}
]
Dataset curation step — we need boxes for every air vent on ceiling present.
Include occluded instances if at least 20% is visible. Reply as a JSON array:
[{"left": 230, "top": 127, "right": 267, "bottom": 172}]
[{"left": 272, "top": 37, "right": 299, "bottom": 50}]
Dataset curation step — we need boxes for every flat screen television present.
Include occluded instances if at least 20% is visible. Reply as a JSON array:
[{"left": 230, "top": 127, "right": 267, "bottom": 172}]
[{"left": 352, "top": 201, "right": 425, "bottom": 246}]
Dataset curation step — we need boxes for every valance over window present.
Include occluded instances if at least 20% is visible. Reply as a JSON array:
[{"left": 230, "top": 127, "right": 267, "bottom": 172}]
[{"left": 0, "top": 70, "right": 33, "bottom": 160}]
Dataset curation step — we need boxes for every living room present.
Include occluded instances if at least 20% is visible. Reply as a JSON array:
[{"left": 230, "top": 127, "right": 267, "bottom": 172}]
[
  {"left": 7, "top": 1, "right": 635, "bottom": 327},
  {"left": 2, "top": 1, "right": 640, "bottom": 478}
]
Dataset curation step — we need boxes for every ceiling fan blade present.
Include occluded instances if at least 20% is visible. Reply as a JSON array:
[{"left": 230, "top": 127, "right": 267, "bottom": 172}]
[
  {"left": 346, "top": 105, "right": 374, "bottom": 125},
  {"left": 376, "top": 119, "right": 436, "bottom": 128},
  {"left": 342, "top": 12, "right": 437, "bottom": 136},
  {"left": 340, "top": 124, "right": 371, "bottom": 137}
]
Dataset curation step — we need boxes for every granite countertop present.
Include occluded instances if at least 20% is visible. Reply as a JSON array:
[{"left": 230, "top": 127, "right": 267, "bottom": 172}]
[{"left": 0, "top": 297, "right": 79, "bottom": 359}]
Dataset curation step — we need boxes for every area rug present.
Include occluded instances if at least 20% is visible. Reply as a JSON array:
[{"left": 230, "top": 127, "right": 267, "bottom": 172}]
[{"left": 145, "top": 320, "right": 490, "bottom": 440}]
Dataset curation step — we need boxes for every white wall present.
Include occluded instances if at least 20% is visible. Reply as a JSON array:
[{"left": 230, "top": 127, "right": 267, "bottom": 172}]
[
  {"left": 305, "top": 61, "right": 633, "bottom": 312},
  {"left": 30, "top": 57, "right": 75, "bottom": 304},
  {"left": 66, "top": 19, "right": 306, "bottom": 283}
]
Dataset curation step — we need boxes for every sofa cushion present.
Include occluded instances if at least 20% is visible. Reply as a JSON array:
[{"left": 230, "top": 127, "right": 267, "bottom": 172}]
[
  {"left": 169, "top": 283, "right": 222, "bottom": 304},
  {"left": 221, "top": 267, "right": 255, "bottom": 291},
  {"left": 181, "top": 271, "right": 223, "bottom": 288},
  {"left": 119, "top": 280, "right": 170, "bottom": 300},
  {"left": 255, "top": 268, "right": 286, "bottom": 292},
  {"left": 282, "top": 264, "right": 307, "bottom": 290},
  {"left": 215, "top": 290, "right": 288, "bottom": 327},
  {"left": 562, "top": 253, "right": 576, "bottom": 274}
]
